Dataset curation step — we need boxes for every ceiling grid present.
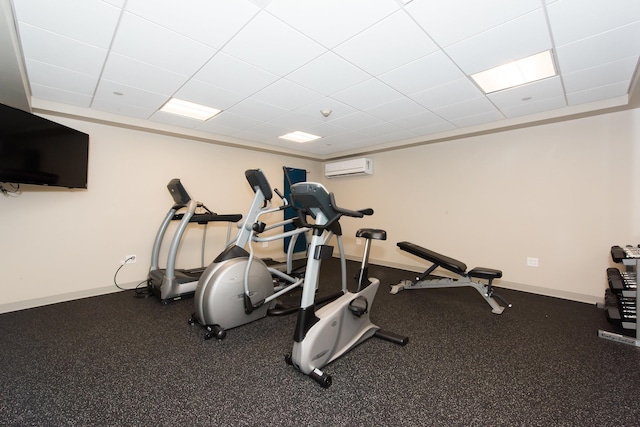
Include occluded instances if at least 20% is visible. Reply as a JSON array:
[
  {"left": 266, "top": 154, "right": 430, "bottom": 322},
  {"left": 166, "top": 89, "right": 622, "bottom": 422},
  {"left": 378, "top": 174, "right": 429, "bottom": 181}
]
[{"left": 7, "top": 0, "right": 640, "bottom": 158}]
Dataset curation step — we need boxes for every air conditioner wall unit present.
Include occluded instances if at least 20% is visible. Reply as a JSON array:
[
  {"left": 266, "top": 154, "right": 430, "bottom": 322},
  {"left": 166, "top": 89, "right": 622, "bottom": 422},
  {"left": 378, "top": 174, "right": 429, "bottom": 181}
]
[{"left": 324, "top": 158, "right": 373, "bottom": 178}]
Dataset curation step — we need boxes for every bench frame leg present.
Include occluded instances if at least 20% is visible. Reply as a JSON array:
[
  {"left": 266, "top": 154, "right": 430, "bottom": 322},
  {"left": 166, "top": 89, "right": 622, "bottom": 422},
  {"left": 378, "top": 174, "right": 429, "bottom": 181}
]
[{"left": 390, "top": 276, "right": 505, "bottom": 315}]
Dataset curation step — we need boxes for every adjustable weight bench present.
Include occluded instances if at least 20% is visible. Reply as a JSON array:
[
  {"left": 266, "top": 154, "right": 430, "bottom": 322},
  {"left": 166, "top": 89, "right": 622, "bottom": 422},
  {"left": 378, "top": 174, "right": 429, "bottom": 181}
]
[{"left": 390, "top": 241, "right": 510, "bottom": 314}]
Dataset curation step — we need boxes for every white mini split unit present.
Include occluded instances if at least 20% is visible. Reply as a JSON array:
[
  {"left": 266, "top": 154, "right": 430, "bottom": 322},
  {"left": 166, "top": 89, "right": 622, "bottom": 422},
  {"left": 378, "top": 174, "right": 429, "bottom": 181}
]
[{"left": 324, "top": 158, "right": 373, "bottom": 178}]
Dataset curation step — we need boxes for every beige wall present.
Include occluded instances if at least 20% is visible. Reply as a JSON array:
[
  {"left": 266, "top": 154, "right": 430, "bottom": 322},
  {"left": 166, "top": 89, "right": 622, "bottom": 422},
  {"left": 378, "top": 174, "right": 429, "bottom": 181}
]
[
  {"left": 334, "top": 107, "right": 640, "bottom": 303},
  {"left": 1, "top": 107, "right": 638, "bottom": 313},
  {"left": 0, "top": 116, "right": 321, "bottom": 312}
]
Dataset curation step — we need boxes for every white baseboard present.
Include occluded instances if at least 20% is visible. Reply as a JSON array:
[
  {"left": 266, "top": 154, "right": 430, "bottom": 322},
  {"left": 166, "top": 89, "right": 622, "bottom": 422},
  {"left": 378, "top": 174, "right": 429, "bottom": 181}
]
[
  {"left": 496, "top": 281, "right": 603, "bottom": 305},
  {"left": 365, "top": 257, "right": 604, "bottom": 306},
  {"left": 0, "top": 282, "right": 140, "bottom": 314},
  {"left": 0, "top": 257, "right": 604, "bottom": 315}
]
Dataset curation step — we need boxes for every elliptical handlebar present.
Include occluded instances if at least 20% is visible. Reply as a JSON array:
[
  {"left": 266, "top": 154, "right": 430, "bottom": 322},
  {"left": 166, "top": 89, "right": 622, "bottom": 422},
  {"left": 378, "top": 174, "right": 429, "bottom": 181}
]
[
  {"left": 274, "top": 187, "right": 285, "bottom": 201},
  {"left": 273, "top": 187, "right": 293, "bottom": 211}
]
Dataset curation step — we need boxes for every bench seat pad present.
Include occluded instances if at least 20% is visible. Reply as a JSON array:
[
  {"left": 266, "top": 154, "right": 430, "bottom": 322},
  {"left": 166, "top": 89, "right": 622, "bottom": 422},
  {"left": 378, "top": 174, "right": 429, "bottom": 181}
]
[{"left": 468, "top": 267, "right": 502, "bottom": 280}]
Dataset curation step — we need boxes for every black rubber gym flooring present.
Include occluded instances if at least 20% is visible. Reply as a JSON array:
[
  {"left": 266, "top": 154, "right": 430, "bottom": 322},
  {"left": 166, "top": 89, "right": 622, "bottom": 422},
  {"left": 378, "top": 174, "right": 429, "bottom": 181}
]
[{"left": 1, "top": 258, "right": 638, "bottom": 426}]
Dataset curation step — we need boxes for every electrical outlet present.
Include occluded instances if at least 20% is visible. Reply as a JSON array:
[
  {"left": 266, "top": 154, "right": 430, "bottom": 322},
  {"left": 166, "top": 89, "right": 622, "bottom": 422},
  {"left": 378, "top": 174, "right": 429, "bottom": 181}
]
[
  {"left": 124, "top": 254, "right": 137, "bottom": 264},
  {"left": 356, "top": 238, "right": 362, "bottom": 246},
  {"left": 526, "top": 257, "right": 539, "bottom": 267},
  {"left": 262, "top": 242, "right": 268, "bottom": 248}
]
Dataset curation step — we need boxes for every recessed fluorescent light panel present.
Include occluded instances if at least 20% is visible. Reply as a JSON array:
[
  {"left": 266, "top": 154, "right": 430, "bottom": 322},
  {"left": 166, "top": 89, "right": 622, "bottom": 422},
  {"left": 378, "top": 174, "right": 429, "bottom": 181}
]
[
  {"left": 471, "top": 50, "right": 556, "bottom": 94},
  {"left": 279, "top": 131, "right": 322, "bottom": 143},
  {"left": 160, "top": 98, "right": 221, "bottom": 120}
]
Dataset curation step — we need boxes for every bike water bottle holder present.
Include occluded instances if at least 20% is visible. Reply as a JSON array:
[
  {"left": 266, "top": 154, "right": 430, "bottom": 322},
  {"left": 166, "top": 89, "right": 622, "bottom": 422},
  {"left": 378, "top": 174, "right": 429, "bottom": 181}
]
[{"left": 314, "top": 244, "right": 334, "bottom": 260}]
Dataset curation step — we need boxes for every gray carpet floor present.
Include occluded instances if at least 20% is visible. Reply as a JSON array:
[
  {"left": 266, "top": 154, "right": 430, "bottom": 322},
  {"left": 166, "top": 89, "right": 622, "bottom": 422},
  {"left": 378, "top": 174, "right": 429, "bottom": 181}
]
[{"left": 1, "top": 259, "right": 638, "bottom": 426}]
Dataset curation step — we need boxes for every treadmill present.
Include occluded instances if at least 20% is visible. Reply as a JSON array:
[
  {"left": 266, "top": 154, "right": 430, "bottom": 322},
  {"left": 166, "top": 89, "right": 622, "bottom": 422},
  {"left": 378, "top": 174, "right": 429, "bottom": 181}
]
[{"left": 147, "top": 178, "right": 242, "bottom": 304}]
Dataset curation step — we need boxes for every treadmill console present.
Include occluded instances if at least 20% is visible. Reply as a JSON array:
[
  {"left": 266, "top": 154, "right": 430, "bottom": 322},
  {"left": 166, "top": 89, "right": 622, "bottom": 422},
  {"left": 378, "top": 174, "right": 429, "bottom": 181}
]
[{"left": 167, "top": 178, "right": 191, "bottom": 206}]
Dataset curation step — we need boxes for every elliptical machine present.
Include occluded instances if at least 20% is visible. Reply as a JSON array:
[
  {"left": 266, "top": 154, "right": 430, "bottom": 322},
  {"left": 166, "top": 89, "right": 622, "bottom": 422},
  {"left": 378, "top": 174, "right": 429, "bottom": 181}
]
[
  {"left": 148, "top": 178, "right": 242, "bottom": 304},
  {"left": 285, "top": 181, "right": 408, "bottom": 388},
  {"left": 190, "top": 169, "right": 343, "bottom": 340}
]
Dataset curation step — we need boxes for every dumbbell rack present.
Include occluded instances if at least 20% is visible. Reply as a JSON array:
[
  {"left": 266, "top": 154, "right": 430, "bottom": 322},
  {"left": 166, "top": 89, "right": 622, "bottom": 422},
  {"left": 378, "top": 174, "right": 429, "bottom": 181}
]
[{"left": 598, "top": 245, "right": 639, "bottom": 347}]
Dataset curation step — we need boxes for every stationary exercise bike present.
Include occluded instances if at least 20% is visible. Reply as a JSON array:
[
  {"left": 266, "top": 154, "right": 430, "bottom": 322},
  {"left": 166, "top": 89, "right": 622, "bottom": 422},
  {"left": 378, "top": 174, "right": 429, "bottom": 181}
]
[
  {"left": 285, "top": 181, "right": 408, "bottom": 388},
  {"left": 189, "top": 169, "right": 347, "bottom": 340}
]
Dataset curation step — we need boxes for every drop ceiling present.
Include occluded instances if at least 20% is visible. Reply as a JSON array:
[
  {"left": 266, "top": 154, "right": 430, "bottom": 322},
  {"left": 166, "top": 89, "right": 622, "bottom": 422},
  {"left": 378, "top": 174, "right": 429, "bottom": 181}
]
[{"left": 5, "top": 0, "right": 640, "bottom": 159}]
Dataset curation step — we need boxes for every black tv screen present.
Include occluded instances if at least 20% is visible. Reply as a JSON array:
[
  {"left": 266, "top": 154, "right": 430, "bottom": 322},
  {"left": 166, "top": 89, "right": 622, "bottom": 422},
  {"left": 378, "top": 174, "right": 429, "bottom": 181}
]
[{"left": 0, "top": 103, "right": 89, "bottom": 189}]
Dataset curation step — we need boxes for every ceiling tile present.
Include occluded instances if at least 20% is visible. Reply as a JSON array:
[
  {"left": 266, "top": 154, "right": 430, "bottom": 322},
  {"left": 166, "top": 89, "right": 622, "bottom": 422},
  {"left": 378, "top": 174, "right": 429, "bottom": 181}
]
[
  {"left": 365, "top": 97, "right": 429, "bottom": 122},
  {"left": 232, "top": 124, "right": 307, "bottom": 148},
  {"left": 388, "top": 109, "right": 444, "bottom": 129},
  {"left": 562, "top": 56, "right": 638, "bottom": 94},
  {"left": 232, "top": 121, "right": 289, "bottom": 140},
  {"left": 91, "top": 97, "right": 157, "bottom": 119},
  {"left": 333, "top": 10, "right": 438, "bottom": 76},
  {"left": 224, "top": 97, "right": 288, "bottom": 122},
  {"left": 265, "top": 0, "right": 398, "bottom": 48},
  {"left": 318, "top": 132, "right": 369, "bottom": 149},
  {"left": 567, "top": 81, "right": 631, "bottom": 105},
  {"left": 488, "top": 76, "right": 565, "bottom": 111},
  {"left": 18, "top": 23, "right": 107, "bottom": 76},
  {"left": 488, "top": 77, "right": 567, "bottom": 117},
  {"left": 24, "top": 59, "right": 98, "bottom": 96},
  {"left": 194, "top": 120, "right": 245, "bottom": 136},
  {"left": 433, "top": 96, "right": 499, "bottom": 121},
  {"left": 93, "top": 79, "right": 167, "bottom": 110},
  {"left": 449, "top": 109, "right": 505, "bottom": 128},
  {"left": 268, "top": 112, "right": 325, "bottom": 131},
  {"left": 103, "top": 0, "right": 125, "bottom": 7},
  {"left": 378, "top": 50, "right": 465, "bottom": 95},
  {"left": 555, "top": 21, "right": 640, "bottom": 74},
  {"left": 410, "top": 78, "right": 484, "bottom": 110},
  {"left": 174, "top": 79, "right": 245, "bottom": 110},
  {"left": 498, "top": 95, "right": 566, "bottom": 118},
  {"left": 13, "top": 0, "right": 120, "bottom": 49},
  {"left": 409, "top": 120, "right": 457, "bottom": 136},
  {"left": 445, "top": 8, "right": 552, "bottom": 74},
  {"left": 285, "top": 52, "right": 371, "bottom": 96},
  {"left": 8, "top": 0, "right": 640, "bottom": 158},
  {"left": 221, "top": 11, "right": 326, "bottom": 76},
  {"left": 111, "top": 13, "right": 216, "bottom": 77},
  {"left": 197, "top": 111, "right": 262, "bottom": 131},
  {"left": 194, "top": 52, "right": 279, "bottom": 97},
  {"left": 356, "top": 121, "right": 406, "bottom": 138},
  {"left": 331, "top": 78, "right": 404, "bottom": 111},
  {"left": 407, "top": 0, "right": 541, "bottom": 47},
  {"left": 30, "top": 84, "right": 92, "bottom": 108},
  {"left": 294, "top": 97, "right": 358, "bottom": 121},
  {"left": 327, "top": 111, "right": 385, "bottom": 131},
  {"left": 248, "top": 0, "right": 272, "bottom": 9},
  {"left": 251, "top": 79, "right": 324, "bottom": 110},
  {"left": 547, "top": 0, "right": 640, "bottom": 46},
  {"left": 355, "top": 125, "right": 416, "bottom": 142},
  {"left": 101, "top": 53, "right": 188, "bottom": 96},
  {"left": 308, "top": 122, "right": 355, "bottom": 138},
  {"left": 125, "top": 0, "right": 259, "bottom": 49},
  {"left": 148, "top": 111, "right": 202, "bottom": 129}
]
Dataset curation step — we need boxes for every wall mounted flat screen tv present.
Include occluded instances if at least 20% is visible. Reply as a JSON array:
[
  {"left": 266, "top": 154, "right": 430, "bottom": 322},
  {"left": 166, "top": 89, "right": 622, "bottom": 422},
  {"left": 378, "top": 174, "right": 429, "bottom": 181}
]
[{"left": 0, "top": 103, "right": 89, "bottom": 189}]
